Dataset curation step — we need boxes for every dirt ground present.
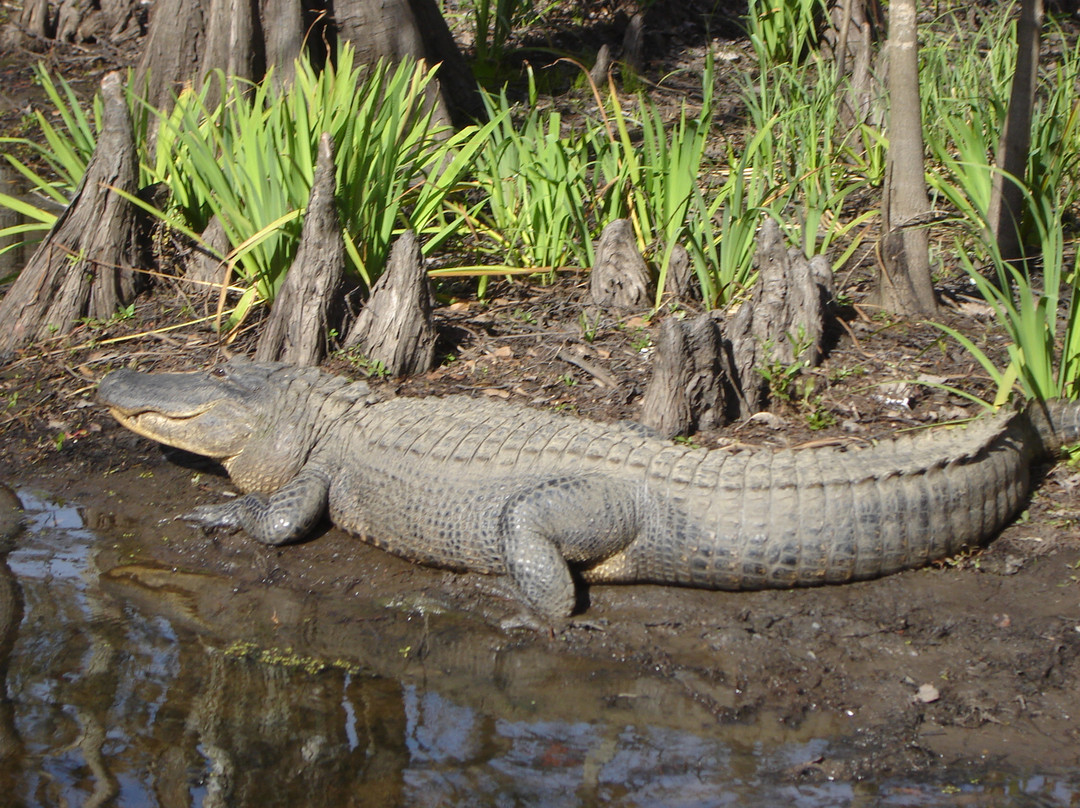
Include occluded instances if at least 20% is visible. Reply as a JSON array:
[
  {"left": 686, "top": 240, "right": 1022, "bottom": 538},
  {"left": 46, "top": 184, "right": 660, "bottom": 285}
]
[{"left": 1, "top": 0, "right": 1080, "bottom": 789}]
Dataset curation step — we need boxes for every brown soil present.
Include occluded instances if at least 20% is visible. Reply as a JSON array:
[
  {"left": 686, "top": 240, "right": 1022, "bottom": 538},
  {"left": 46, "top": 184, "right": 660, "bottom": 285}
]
[{"left": 1, "top": 1, "right": 1079, "bottom": 790}]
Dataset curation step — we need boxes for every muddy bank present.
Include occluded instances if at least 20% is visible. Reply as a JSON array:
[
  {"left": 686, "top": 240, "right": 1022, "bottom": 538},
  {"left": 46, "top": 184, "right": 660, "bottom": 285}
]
[{"left": 11, "top": 414, "right": 1079, "bottom": 789}]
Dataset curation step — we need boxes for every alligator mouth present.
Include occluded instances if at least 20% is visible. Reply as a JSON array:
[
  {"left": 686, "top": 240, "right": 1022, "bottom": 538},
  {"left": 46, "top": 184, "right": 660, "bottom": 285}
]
[
  {"left": 107, "top": 401, "right": 214, "bottom": 419},
  {"left": 107, "top": 402, "right": 216, "bottom": 435},
  {"left": 106, "top": 404, "right": 245, "bottom": 460}
]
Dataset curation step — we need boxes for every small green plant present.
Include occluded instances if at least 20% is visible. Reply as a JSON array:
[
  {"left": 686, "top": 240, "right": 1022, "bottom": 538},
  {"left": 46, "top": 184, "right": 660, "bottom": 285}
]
[
  {"left": 579, "top": 310, "right": 600, "bottom": 343},
  {"left": 79, "top": 301, "right": 137, "bottom": 329},
  {"left": 510, "top": 308, "right": 537, "bottom": 325},
  {"left": 757, "top": 355, "right": 806, "bottom": 403},
  {"left": 630, "top": 330, "right": 652, "bottom": 353},
  {"left": 802, "top": 395, "right": 836, "bottom": 430},
  {"left": 757, "top": 329, "right": 815, "bottom": 403},
  {"left": 334, "top": 347, "right": 389, "bottom": 379}
]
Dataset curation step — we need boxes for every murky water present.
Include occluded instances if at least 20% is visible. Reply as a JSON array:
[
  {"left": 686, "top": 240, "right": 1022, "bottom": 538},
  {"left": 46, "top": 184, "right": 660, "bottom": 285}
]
[{"left": 0, "top": 485, "right": 1077, "bottom": 807}]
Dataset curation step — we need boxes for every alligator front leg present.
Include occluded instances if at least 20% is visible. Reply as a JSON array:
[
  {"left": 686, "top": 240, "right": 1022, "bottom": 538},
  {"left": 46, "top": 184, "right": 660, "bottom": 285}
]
[
  {"left": 500, "top": 475, "right": 641, "bottom": 621},
  {"left": 183, "top": 467, "right": 331, "bottom": 546}
]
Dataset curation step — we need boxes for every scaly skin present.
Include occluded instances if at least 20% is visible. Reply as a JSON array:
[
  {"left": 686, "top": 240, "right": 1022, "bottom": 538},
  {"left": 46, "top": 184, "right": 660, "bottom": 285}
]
[{"left": 98, "top": 360, "right": 1080, "bottom": 620}]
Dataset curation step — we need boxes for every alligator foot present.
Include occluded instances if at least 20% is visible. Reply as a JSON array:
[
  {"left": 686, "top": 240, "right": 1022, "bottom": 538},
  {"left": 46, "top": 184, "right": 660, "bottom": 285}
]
[{"left": 180, "top": 502, "right": 243, "bottom": 534}]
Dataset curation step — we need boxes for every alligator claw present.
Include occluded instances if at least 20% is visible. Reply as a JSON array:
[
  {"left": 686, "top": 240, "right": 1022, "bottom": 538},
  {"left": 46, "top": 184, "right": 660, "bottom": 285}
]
[{"left": 180, "top": 503, "right": 242, "bottom": 533}]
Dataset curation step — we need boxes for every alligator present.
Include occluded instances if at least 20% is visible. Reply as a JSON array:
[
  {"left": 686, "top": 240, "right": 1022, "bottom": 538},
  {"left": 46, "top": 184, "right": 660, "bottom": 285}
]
[{"left": 98, "top": 359, "right": 1080, "bottom": 620}]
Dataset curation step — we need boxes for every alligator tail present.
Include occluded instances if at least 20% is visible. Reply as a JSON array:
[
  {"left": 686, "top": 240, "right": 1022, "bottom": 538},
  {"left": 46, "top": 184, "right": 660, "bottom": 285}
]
[{"left": 1027, "top": 399, "right": 1080, "bottom": 455}]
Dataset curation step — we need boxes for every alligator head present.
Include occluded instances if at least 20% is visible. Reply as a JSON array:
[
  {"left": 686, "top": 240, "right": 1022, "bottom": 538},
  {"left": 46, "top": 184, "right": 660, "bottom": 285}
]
[{"left": 98, "top": 359, "right": 373, "bottom": 492}]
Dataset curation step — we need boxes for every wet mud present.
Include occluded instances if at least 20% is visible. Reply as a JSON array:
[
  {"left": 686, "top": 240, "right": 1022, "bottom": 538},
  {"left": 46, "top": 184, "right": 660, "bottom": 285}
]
[{"left": 0, "top": 425, "right": 1077, "bottom": 805}]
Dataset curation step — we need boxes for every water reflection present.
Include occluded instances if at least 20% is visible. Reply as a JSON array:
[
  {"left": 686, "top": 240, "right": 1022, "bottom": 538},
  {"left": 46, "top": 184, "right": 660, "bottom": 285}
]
[
  {"left": 0, "top": 485, "right": 1075, "bottom": 807},
  {"left": 0, "top": 483, "right": 25, "bottom": 796}
]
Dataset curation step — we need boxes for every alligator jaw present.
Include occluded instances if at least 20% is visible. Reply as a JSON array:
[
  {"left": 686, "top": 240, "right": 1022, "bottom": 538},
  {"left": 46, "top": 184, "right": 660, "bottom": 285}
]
[{"left": 99, "top": 367, "right": 254, "bottom": 460}]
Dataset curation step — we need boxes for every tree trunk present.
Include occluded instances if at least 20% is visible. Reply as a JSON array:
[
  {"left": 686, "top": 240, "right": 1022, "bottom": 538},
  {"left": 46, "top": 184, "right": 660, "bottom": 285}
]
[
  {"left": 873, "top": 0, "right": 938, "bottom": 316},
  {"left": 640, "top": 313, "right": 730, "bottom": 437},
  {"left": 728, "top": 219, "right": 834, "bottom": 416},
  {"left": 343, "top": 230, "right": 436, "bottom": 377},
  {"left": 0, "top": 72, "right": 144, "bottom": 359},
  {"left": 131, "top": 0, "right": 202, "bottom": 110},
  {"left": 824, "top": 0, "right": 881, "bottom": 127},
  {"left": 988, "top": 0, "right": 1043, "bottom": 266},
  {"left": 255, "top": 134, "right": 345, "bottom": 366},
  {"left": 589, "top": 218, "right": 652, "bottom": 310},
  {"left": 338, "top": 0, "right": 480, "bottom": 125},
  {"left": 135, "top": 0, "right": 481, "bottom": 125},
  {"left": 8, "top": 0, "right": 143, "bottom": 44},
  {"left": 183, "top": 215, "right": 230, "bottom": 290},
  {"left": 17, "top": 0, "right": 53, "bottom": 39}
]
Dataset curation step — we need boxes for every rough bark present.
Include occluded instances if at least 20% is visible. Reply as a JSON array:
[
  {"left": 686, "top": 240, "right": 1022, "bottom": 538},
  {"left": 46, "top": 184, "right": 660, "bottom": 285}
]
[
  {"left": 987, "top": 0, "right": 1043, "bottom": 266},
  {"left": 0, "top": 72, "right": 144, "bottom": 358},
  {"left": 589, "top": 219, "right": 652, "bottom": 310},
  {"left": 728, "top": 219, "right": 834, "bottom": 416},
  {"left": 335, "top": 0, "right": 482, "bottom": 126},
  {"left": 662, "top": 242, "right": 696, "bottom": 301},
  {"left": 343, "top": 230, "right": 436, "bottom": 377},
  {"left": 197, "top": 0, "right": 263, "bottom": 93},
  {"left": 17, "top": 0, "right": 53, "bottom": 38},
  {"left": 135, "top": 0, "right": 480, "bottom": 126},
  {"left": 873, "top": 0, "right": 937, "bottom": 316},
  {"left": 132, "top": 0, "right": 204, "bottom": 112},
  {"left": 255, "top": 134, "right": 345, "bottom": 366},
  {"left": 183, "top": 215, "right": 230, "bottom": 289},
  {"left": 135, "top": 0, "right": 277, "bottom": 111},
  {"left": 824, "top": 0, "right": 879, "bottom": 127},
  {"left": 621, "top": 11, "right": 646, "bottom": 73},
  {"left": 5, "top": 0, "right": 141, "bottom": 44},
  {"left": 589, "top": 43, "right": 612, "bottom": 85},
  {"left": 640, "top": 313, "right": 730, "bottom": 438}
]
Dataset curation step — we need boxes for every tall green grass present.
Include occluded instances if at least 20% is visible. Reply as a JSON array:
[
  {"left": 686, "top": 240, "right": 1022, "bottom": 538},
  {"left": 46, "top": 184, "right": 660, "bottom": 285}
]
[
  {"left": 918, "top": 5, "right": 1080, "bottom": 402},
  {"left": 0, "top": 65, "right": 103, "bottom": 255},
  {"left": 745, "top": 0, "right": 829, "bottom": 65},
  {"left": 471, "top": 74, "right": 597, "bottom": 275},
  {"left": 602, "top": 57, "right": 716, "bottom": 302},
  {"left": 152, "top": 48, "right": 494, "bottom": 305},
  {"left": 0, "top": 49, "right": 493, "bottom": 311}
]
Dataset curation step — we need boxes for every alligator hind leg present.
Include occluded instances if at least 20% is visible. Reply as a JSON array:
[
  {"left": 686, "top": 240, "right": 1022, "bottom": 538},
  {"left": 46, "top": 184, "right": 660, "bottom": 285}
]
[{"left": 500, "top": 475, "right": 641, "bottom": 620}]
